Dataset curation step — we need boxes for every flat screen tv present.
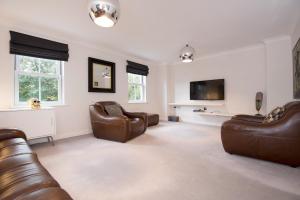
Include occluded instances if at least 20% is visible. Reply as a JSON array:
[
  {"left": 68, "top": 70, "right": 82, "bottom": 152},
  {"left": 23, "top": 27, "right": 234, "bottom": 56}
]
[{"left": 190, "top": 79, "right": 224, "bottom": 100}]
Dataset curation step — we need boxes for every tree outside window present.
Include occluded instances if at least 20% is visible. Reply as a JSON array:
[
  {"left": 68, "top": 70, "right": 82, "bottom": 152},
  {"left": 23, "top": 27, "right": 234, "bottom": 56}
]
[
  {"left": 128, "top": 73, "right": 146, "bottom": 103},
  {"left": 15, "top": 55, "right": 63, "bottom": 106}
]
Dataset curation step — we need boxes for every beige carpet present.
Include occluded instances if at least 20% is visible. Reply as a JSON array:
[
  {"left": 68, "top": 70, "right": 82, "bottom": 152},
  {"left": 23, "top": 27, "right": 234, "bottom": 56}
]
[{"left": 32, "top": 122, "right": 300, "bottom": 200}]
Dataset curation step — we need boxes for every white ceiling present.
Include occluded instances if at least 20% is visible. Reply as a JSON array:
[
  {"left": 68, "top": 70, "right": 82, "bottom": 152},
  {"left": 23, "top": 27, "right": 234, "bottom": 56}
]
[{"left": 0, "top": 0, "right": 300, "bottom": 63}]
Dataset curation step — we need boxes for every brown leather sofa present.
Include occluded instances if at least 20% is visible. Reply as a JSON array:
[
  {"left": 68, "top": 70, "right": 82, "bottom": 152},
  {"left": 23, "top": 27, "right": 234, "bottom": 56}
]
[
  {"left": 221, "top": 101, "right": 300, "bottom": 167},
  {"left": 0, "top": 129, "right": 72, "bottom": 200},
  {"left": 90, "top": 101, "right": 148, "bottom": 143}
]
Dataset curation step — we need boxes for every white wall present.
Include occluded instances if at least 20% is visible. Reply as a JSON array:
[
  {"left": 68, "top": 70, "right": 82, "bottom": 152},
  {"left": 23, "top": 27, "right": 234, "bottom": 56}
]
[
  {"left": 166, "top": 36, "right": 295, "bottom": 125},
  {"left": 167, "top": 45, "right": 267, "bottom": 125},
  {"left": 0, "top": 23, "right": 164, "bottom": 140},
  {"left": 292, "top": 19, "right": 300, "bottom": 46},
  {"left": 264, "top": 37, "right": 294, "bottom": 112}
]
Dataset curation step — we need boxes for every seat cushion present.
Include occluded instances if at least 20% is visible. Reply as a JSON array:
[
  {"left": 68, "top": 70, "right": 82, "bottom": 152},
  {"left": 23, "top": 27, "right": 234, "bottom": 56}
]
[{"left": 129, "top": 118, "right": 145, "bottom": 138}]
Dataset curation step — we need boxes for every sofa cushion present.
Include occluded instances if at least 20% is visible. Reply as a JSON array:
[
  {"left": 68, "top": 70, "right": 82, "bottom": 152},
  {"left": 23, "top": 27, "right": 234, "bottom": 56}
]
[
  {"left": 263, "top": 106, "right": 285, "bottom": 123},
  {"left": 0, "top": 162, "right": 60, "bottom": 200},
  {"left": 0, "top": 139, "right": 33, "bottom": 161},
  {"left": 0, "top": 138, "right": 26, "bottom": 150},
  {"left": 15, "top": 187, "right": 72, "bottom": 200},
  {"left": 105, "top": 105, "right": 123, "bottom": 116},
  {"left": 0, "top": 154, "right": 38, "bottom": 174}
]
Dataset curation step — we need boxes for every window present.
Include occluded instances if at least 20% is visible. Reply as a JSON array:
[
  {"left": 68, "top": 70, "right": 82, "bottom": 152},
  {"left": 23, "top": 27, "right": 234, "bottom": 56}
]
[
  {"left": 128, "top": 73, "right": 146, "bottom": 103},
  {"left": 15, "top": 55, "right": 64, "bottom": 106}
]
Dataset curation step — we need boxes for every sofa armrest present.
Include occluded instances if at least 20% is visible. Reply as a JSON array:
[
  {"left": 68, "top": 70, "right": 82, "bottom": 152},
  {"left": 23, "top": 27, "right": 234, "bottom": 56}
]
[
  {"left": 124, "top": 112, "right": 148, "bottom": 126},
  {"left": 222, "top": 117, "right": 300, "bottom": 139},
  {"left": 124, "top": 111, "right": 147, "bottom": 119},
  {"left": 232, "top": 114, "right": 265, "bottom": 123},
  {"left": 0, "top": 129, "right": 27, "bottom": 141}
]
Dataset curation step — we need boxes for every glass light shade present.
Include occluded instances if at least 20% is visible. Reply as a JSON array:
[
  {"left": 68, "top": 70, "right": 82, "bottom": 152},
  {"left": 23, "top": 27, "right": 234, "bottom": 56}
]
[
  {"left": 182, "top": 58, "right": 193, "bottom": 63},
  {"left": 180, "top": 44, "right": 195, "bottom": 63},
  {"left": 88, "top": 0, "right": 120, "bottom": 28},
  {"left": 93, "top": 15, "right": 115, "bottom": 27}
]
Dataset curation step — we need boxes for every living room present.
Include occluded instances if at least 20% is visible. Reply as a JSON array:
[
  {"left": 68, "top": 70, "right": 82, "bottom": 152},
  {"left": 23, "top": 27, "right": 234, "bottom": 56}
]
[{"left": 0, "top": 0, "right": 299, "bottom": 200}]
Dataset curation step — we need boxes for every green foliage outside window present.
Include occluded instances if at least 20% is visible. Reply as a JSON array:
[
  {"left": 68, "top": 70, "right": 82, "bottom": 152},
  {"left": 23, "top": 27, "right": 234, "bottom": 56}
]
[
  {"left": 16, "top": 56, "right": 61, "bottom": 103},
  {"left": 41, "top": 77, "right": 58, "bottom": 101},
  {"left": 128, "top": 73, "right": 145, "bottom": 102},
  {"left": 18, "top": 75, "right": 39, "bottom": 102}
]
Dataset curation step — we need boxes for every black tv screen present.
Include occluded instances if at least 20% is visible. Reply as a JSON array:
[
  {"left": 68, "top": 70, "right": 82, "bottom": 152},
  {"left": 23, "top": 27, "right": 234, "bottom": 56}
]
[{"left": 190, "top": 79, "right": 224, "bottom": 100}]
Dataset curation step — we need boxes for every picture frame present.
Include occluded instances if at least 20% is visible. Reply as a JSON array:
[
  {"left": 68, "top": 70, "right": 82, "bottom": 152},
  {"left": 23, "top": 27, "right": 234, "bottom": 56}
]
[
  {"left": 293, "top": 38, "right": 300, "bottom": 99},
  {"left": 88, "top": 57, "right": 115, "bottom": 93}
]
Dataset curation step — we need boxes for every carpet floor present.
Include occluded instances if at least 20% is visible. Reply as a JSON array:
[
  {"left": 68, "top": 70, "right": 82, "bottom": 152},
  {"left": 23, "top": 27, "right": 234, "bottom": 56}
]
[{"left": 32, "top": 122, "right": 300, "bottom": 200}]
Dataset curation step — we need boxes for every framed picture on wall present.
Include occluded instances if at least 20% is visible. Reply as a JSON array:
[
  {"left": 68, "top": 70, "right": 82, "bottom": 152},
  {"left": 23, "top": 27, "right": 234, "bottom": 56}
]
[
  {"left": 88, "top": 57, "right": 115, "bottom": 93},
  {"left": 293, "top": 38, "right": 300, "bottom": 99}
]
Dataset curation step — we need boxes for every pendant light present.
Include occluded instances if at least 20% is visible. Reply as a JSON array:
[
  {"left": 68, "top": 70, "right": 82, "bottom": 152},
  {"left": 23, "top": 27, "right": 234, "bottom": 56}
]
[
  {"left": 88, "top": 0, "right": 120, "bottom": 28},
  {"left": 180, "top": 44, "right": 195, "bottom": 63},
  {"left": 102, "top": 67, "right": 111, "bottom": 79}
]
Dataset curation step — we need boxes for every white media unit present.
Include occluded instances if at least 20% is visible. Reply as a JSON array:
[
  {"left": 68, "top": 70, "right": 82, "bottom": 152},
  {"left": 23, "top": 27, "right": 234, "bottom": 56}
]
[{"left": 168, "top": 102, "right": 233, "bottom": 126}]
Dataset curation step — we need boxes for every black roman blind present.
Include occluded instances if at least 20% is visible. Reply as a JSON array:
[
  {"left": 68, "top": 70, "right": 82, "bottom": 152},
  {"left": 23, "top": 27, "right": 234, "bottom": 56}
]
[
  {"left": 10, "top": 31, "right": 69, "bottom": 61},
  {"left": 126, "top": 61, "right": 149, "bottom": 76}
]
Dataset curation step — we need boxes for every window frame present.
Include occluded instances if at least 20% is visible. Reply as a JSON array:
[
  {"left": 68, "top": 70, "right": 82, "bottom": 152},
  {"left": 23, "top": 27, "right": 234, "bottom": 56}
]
[
  {"left": 128, "top": 73, "right": 147, "bottom": 103},
  {"left": 14, "top": 55, "right": 64, "bottom": 107}
]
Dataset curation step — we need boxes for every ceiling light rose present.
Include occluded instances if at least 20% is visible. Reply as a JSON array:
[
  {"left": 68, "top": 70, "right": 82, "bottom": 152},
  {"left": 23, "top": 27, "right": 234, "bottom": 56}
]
[
  {"left": 180, "top": 44, "right": 195, "bottom": 63},
  {"left": 88, "top": 0, "right": 120, "bottom": 28}
]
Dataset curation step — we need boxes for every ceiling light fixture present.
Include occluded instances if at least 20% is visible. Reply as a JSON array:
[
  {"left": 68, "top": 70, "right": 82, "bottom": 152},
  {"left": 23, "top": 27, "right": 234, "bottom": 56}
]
[
  {"left": 180, "top": 44, "right": 195, "bottom": 63},
  {"left": 88, "top": 0, "right": 120, "bottom": 28},
  {"left": 102, "top": 67, "right": 111, "bottom": 79}
]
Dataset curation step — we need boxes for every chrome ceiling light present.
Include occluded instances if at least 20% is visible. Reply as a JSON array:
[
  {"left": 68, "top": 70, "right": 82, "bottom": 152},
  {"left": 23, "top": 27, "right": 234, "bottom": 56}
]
[
  {"left": 88, "top": 0, "right": 120, "bottom": 28},
  {"left": 180, "top": 44, "right": 195, "bottom": 63}
]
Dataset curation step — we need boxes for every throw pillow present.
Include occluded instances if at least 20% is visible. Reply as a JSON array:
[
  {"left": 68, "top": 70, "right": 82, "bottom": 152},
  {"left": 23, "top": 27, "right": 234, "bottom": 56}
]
[
  {"left": 263, "top": 106, "right": 285, "bottom": 123},
  {"left": 104, "top": 105, "right": 123, "bottom": 117}
]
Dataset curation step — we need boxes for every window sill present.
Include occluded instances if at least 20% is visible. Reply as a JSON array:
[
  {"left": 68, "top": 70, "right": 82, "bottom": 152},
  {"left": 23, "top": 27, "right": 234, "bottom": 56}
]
[
  {"left": 49, "top": 104, "right": 69, "bottom": 108},
  {"left": 12, "top": 104, "right": 69, "bottom": 109},
  {"left": 0, "top": 107, "right": 55, "bottom": 112}
]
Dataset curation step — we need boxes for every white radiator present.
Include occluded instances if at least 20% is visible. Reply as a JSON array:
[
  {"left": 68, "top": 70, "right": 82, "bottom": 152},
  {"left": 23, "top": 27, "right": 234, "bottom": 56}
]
[{"left": 0, "top": 107, "right": 56, "bottom": 140}]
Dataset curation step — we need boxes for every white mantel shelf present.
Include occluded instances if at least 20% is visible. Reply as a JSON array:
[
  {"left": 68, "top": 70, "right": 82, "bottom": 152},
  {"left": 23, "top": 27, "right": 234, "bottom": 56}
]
[
  {"left": 168, "top": 102, "right": 225, "bottom": 107},
  {"left": 197, "top": 112, "right": 234, "bottom": 117}
]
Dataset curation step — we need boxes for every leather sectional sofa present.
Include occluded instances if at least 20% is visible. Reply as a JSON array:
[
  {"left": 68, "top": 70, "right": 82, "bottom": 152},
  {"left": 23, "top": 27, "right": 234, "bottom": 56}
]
[
  {"left": 221, "top": 101, "right": 300, "bottom": 167},
  {"left": 0, "top": 129, "right": 72, "bottom": 200}
]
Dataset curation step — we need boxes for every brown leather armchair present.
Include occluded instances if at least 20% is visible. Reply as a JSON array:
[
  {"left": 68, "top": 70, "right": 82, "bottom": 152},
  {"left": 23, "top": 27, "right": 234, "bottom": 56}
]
[
  {"left": 221, "top": 101, "right": 300, "bottom": 167},
  {"left": 89, "top": 101, "right": 148, "bottom": 143}
]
